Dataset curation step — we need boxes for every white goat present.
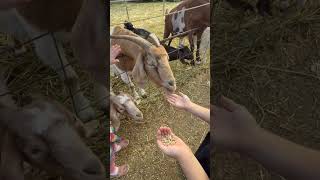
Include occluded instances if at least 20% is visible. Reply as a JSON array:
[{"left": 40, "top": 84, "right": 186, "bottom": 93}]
[{"left": 110, "top": 92, "right": 143, "bottom": 132}]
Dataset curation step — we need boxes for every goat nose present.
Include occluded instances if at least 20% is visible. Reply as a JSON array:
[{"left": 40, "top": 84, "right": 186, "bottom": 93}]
[
  {"left": 168, "top": 80, "right": 175, "bottom": 86},
  {"left": 83, "top": 159, "right": 102, "bottom": 175}
]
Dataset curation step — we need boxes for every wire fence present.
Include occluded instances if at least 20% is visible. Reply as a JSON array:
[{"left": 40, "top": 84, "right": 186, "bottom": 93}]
[
  {"left": 110, "top": 0, "right": 211, "bottom": 68},
  {"left": 0, "top": 0, "right": 210, "bottom": 123}
]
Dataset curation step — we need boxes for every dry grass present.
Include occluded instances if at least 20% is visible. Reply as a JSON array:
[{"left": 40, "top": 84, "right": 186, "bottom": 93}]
[
  {"left": 212, "top": 1, "right": 320, "bottom": 179},
  {"left": 111, "top": 2, "right": 210, "bottom": 180}
]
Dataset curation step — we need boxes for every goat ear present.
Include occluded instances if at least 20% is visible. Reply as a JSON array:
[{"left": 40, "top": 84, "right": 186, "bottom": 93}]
[
  {"left": 132, "top": 54, "right": 147, "bottom": 88},
  {"left": 71, "top": 0, "right": 108, "bottom": 86},
  {"left": 0, "top": 131, "right": 25, "bottom": 180}
]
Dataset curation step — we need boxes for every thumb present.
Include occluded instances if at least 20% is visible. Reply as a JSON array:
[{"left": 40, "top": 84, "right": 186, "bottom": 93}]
[
  {"left": 178, "top": 92, "right": 189, "bottom": 100},
  {"left": 219, "top": 95, "right": 240, "bottom": 112}
]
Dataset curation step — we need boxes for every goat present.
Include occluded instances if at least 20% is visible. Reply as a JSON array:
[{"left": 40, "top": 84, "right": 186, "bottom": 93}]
[
  {"left": 123, "top": 21, "right": 193, "bottom": 64},
  {"left": 0, "top": 75, "right": 105, "bottom": 180},
  {"left": 124, "top": 21, "right": 151, "bottom": 40},
  {"left": 110, "top": 26, "right": 176, "bottom": 101},
  {"left": 164, "top": 44, "right": 194, "bottom": 63},
  {"left": 110, "top": 92, "right": 143, "bottom": 132},
  {"left": 0, "top": 0, "right": 108, "bottom": 122},
  {"left": 163, "top": 0, "right": 210, "bottom": 65}
]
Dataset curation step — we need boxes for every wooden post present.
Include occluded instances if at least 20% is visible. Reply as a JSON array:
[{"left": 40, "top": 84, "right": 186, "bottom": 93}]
[{"left": 163, "top": 0, "right": 166, "bottom": 16}]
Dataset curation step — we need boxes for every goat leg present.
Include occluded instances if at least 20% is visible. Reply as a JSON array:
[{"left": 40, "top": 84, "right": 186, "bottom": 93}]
[
  {"left": 188, "top": 33, "right": 195, "bottom": 66},
  {"left": 195, "top": 34, "right": 202, "bottom": 65}
]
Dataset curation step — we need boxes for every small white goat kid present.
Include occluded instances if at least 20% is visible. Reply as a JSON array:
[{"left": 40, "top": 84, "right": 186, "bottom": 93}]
[{"left": 110, "top": 92, "right": 143, "bottom": 132}]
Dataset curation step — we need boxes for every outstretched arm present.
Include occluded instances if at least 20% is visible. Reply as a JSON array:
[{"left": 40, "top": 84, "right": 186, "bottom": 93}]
[
  {"left": 212, "top": 96, "right": 320, "bottom": 180},
  {"left": 156, "top": 127, "right": 209, "bottom": 180},
  {"left": 247, "top": 128, "right": 320, "bottom": 180},
  {"left": 185, "top": 101, "right": 210, "bottom": 124},
  {"left": 166, "top": 92, "right": 210, "bottom": 124}
]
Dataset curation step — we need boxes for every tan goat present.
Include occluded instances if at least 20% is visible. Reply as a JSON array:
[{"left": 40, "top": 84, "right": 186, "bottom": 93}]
[{"left": 110, "top": 26, "right": 176, "bottom": 101}]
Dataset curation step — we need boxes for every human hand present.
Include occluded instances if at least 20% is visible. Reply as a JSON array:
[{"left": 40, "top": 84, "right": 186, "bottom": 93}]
[
  {"left": 166, "top": 92, "right": 192, "bottom": 111},
  {"left": 156, "top": 126, "right": 192, "bottom": 160},
  {"left": 211, "top": 96, "right": 261, "bottom": 152},
  {"left": 110, "top": 44, "right": 121, "bottom": 64}
]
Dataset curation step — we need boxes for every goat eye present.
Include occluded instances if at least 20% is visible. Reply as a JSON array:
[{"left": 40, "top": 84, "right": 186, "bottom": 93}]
[{"left": 118, "top": 107, "right": 125, "bottom": 112}]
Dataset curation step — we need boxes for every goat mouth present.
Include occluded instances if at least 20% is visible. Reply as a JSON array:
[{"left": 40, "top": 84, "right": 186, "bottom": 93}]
[
  {"left": 133, "top": 117, "right": 145, "bottom": 123},
  {"left": 164, "top": 86, "right": 176, "bottom": 94}
]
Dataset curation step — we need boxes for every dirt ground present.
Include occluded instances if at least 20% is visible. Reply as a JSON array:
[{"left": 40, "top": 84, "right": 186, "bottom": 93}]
[
  {"left": 212, "top": 1, "right": 320, "bottom": 180},
  {"left": 113, "top": 66, "right": 210, "bottom": 180}
]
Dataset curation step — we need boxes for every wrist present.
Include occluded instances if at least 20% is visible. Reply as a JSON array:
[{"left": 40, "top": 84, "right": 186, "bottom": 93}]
[
  {"left": 176, "top": 147, "right": 193, "bottom": 162},
  {"left": 240, "top": 126, "right": 267, "bottom": 154},
  {"left": 184, "top": 101, "right": 194, "bottom": 111}
]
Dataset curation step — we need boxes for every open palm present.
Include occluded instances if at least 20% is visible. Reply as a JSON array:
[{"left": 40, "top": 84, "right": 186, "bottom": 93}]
[
  {"left": 156, "top": 127, "right": 191, "bottom": 159},
  {"left": 166, "top": 92, "right": 191, "bottom": 110}
]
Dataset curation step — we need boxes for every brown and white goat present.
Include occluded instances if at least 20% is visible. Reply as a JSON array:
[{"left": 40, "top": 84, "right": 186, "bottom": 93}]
[
  {"left": 0, "top": 0, "right": 108, "bottom": 122},
  {"left": 163, "top": 0, "right": 210, "bottom": 65},
  {"left": 0, "top": 76, "right": 105, "bottom": 180},
  {"left": 110, "top": 92, "right": 143, "bottom": 132},
  {"left": 110, "top": 26, "right": 176, "bottom": 101}
]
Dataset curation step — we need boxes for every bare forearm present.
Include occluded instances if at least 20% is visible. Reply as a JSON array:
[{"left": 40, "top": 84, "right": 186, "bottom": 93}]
[
  {"left": 245, "top": 129, "right": 320, "bottom": 180},
  {"left": 177, "top": 150, "right": 209, "bottom": 180},
  {"left": 185, "top": 102, "right": 210, "bottom": 124}
]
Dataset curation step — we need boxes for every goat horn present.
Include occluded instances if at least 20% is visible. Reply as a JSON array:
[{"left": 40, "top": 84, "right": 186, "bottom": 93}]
[{"left": 110, "top": 35, "right": 153, "bottom": 50}]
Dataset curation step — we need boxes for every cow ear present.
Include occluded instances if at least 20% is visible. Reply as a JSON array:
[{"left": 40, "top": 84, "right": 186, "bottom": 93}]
[{"left": 71, "top": 0, "right": 108, "bottom": 86}]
